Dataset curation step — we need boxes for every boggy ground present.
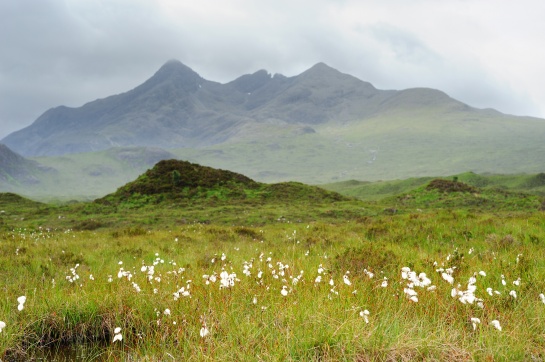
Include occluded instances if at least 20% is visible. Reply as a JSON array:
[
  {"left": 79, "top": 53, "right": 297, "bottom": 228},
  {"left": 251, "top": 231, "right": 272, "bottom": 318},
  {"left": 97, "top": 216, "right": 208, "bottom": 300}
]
[{"left": 1, "top": 205, "right": 545, "bottom": 361}]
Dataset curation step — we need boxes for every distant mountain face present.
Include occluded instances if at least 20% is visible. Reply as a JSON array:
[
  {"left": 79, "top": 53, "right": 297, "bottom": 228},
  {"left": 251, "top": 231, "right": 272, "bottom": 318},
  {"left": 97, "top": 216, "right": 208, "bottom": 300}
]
[
  {"left": 2, "top": 60, "right": 467, "bottom": 157},
  {"left": 4, "top": 59, "right": 545, "bottom": 200},
  {"left": 0, "top": 144, "right": 54, "bottom": 188}
]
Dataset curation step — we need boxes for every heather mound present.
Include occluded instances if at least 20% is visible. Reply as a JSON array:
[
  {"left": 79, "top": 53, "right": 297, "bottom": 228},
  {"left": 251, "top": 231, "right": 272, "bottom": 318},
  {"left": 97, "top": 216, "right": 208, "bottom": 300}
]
[
  {"left": 98, "top": 159, "right": 348, "bottom": 206},
  {"left": 389, "top": 178, "right": 541, "bottom": 211},
  {"left": 426, "top": 179, "right": 478, "bottom": 193}
]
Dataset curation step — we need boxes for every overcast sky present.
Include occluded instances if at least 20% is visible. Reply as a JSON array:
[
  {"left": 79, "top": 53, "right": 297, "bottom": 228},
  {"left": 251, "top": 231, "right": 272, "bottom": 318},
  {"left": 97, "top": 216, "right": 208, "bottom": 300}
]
[{"left": 1, "top": 0, "right": 545, "bottom": 139}]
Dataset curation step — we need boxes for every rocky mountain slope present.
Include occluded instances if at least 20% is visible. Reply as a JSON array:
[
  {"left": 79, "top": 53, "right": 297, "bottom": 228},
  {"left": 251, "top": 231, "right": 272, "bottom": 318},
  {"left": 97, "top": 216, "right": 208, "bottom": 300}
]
[
  {"left": 3, "top": 60, "right": 476, "bottom": 157},
  {"left": 0, "top": 144, "right": 54, "bottom": 190}
]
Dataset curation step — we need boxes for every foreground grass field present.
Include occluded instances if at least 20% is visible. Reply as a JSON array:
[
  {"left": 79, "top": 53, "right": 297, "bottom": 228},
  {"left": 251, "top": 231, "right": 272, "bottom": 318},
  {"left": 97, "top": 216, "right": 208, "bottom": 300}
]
[{"left": 1, "top": 206, "right": 545, "bottom": 360}]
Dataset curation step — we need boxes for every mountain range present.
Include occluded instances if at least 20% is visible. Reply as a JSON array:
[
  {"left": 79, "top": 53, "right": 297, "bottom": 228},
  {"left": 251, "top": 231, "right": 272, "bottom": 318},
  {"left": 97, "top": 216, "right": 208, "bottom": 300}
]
[
  {"left": 3, "top": 60, "right": 484, "bottom": 156},
  {"left": 2, "top": 60, "right": 545, "bottom": 199}
]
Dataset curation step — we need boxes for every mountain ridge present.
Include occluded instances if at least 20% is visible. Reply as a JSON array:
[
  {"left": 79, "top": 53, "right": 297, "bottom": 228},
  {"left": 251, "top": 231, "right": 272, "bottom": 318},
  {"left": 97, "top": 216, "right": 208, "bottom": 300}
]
[{"left": 2, "top": 59, "right": 489, "bottom": 156}]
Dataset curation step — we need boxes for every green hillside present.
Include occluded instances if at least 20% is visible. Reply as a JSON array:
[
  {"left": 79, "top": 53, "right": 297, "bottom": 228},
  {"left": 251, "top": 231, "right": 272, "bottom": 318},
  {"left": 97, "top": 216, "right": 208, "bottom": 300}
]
[
  {"left": 323, "top": 171, "right": 545, "bottom": 202},
  {"left": 171, "top": 108, "right": 545, "bottom": 186},
  {"left": 383, "top": 178, "right": 542, "bottom": 212}
]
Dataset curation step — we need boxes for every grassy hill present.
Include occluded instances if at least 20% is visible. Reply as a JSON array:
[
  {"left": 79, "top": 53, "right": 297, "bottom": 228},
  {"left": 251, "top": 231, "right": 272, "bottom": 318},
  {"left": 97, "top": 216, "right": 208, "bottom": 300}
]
[
  {"left": 322, "top": 171, "right": 545, "bottom": 202},
  {"left": 98, "top": 159, "right": 348, "bottom": 207},
  {"left": 384, "top": 178, "right": 542, "bottom": 212}
]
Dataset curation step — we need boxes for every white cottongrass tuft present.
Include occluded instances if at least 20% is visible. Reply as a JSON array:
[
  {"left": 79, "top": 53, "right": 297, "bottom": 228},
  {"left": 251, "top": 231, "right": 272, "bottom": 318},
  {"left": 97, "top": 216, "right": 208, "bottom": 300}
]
[
  {"left": 441, "top": 272, "right": 454, "bottom": 284},
  {"left": 200, "top": 326, "right": 210, "bottom": 338},
  {"left": 490, "top": 320, "right": 502, "bottom": 331},
  {"left": 539, "top": 293, "right": 545, "bottom": 304},
  {"left": 113, "top": 327, "right": 122, "bottom": 342},
  {"left": 0, "top": 321, "right": 6, "bottom": 333},
  {"left": 17, "top": 296, "right": 26, "bottom": 311},
  {"left": 470, "top": 317, "right": 481, "bottom": 330},
  {"left": 359, "top": 309, "right": 370, "bottom": 323},
  {"left": 219, "top": 271, "right": 238, "bottom": 289}
]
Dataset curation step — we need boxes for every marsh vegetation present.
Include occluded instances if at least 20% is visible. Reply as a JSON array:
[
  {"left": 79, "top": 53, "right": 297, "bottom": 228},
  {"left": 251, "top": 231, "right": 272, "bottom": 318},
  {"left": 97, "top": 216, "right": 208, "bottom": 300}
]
[{"left": 1, "top": 166, "right": 544, "bottom": 360}]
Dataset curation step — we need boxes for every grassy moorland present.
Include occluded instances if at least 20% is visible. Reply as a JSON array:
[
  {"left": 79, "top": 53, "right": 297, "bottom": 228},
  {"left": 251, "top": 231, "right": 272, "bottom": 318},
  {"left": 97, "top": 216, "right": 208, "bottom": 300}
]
[{"left": 1, "top": 164, "right": 545, "bottom": 361}]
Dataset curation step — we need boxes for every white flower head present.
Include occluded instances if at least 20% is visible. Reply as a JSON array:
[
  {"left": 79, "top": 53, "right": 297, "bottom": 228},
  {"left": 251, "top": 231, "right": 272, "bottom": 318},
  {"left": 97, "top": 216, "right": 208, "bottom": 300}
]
[
  {"left": 0, "top": 321, "right": 6, "bottom": 333},
  {"left": 490, "top": 320, "right": 502, "bottom": 331},
  {"left": 200, "top": 326, "right": 210, "bottom": 338},
  {"left": 470, "top": 317, "right": 481, "bottom": 330},
  {"left": 113, "top": 327, "right": 122, "bottom": 342},
  {"left": 441, "top": 272, "right": 454, "bottom": 284},
  {"left": 17, "top": 295, "right": 26, "bottom": 311},
  {"left": 359, "top": 309, "right": 370, "bottom": 323}
]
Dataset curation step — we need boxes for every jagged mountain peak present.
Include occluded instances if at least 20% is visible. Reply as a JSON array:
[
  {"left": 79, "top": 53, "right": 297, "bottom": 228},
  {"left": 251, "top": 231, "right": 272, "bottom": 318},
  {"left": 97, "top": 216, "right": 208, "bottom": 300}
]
[
  {"left": 157, "top": 59, "right": 198, "bottom": 75},
  {"left": 295, "top": 62, "right": 377, "bottom": 95},
  {"left": 228, "top": 69, "right": 272, "bottom": 93},
  {"left": 308, "top": 62, "right": 336, "bottom": 71},
  {"left": 300, "top": 62, "right": 352, "bottom": 77},
  {"left": 143, "top": 59, "right": 203, "bottom": 92}
]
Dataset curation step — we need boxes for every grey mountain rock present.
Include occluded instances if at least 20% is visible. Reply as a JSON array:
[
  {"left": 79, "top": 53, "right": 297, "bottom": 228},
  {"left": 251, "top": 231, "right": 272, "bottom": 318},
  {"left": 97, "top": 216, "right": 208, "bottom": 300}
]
[
  {"left": 2, "top": 60, "right": 466, "bottom": 157},
  {"left": 0, "top": 144, "right": 54, "bottom": 187}
]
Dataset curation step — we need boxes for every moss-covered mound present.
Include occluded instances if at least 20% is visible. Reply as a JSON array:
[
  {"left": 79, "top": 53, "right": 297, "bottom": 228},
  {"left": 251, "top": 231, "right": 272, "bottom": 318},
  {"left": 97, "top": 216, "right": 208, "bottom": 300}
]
[
  {"left": 426, "top": 179, "right": 477, "bottom": 193},
  {"left": 98, "top": 159, "right": 258, "bottom": 203},
  {"left": 98, "top": 159, "right": 348, "bottom": 206},
  {"left": 390, "top": 179, "right": 541, "bottom": 211},
  {"left": 121, "top": 159, "right": 257, "bottom": 194},
  {"left": 262, "top": 182, "right": 347, "bottom": 202}
]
